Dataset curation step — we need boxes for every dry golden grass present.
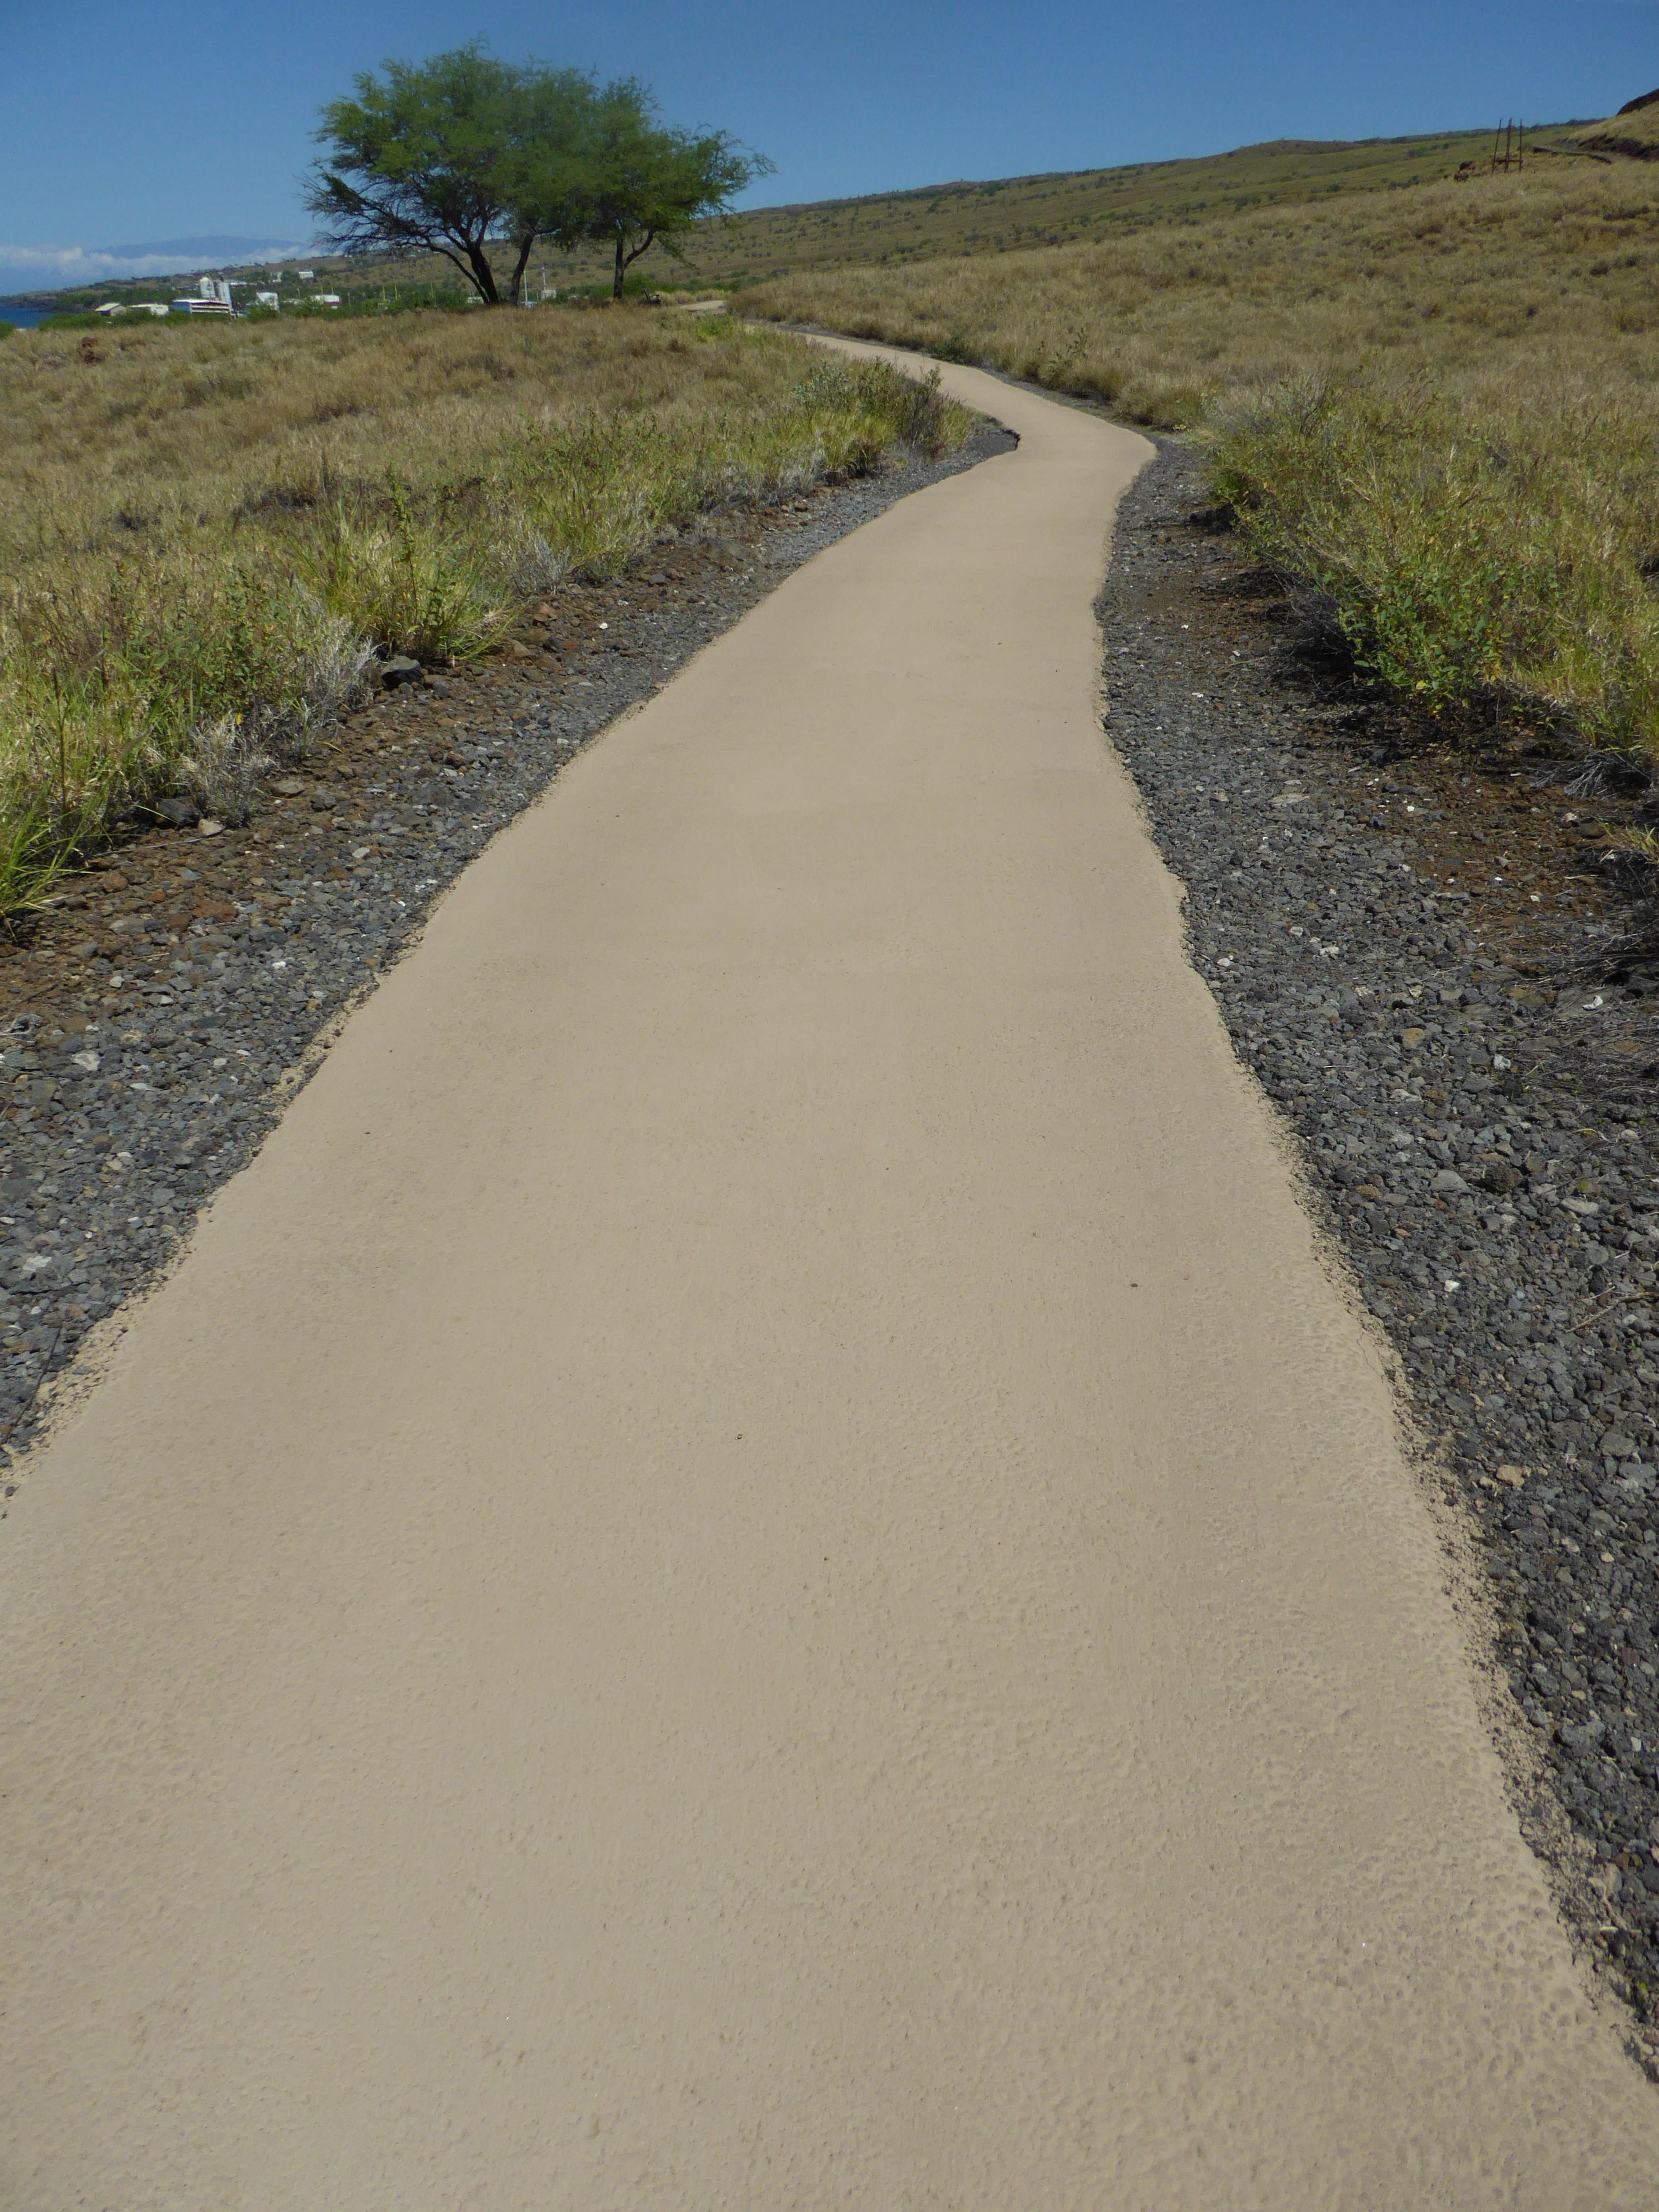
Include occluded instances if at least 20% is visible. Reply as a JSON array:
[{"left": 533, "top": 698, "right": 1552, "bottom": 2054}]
[
  {"left": 745, "top": 166, "right": 1659, "bottom": 426},
  {"left": 1560, "top": 102, "right": 1659, "bottom": 159},
  {"left": 0, "top": 306, "right": 901, "bottom": 561},
  {"left": 0, "top": 306, "right": 969, "bottom": 906},
  {"left": 335, "top": 123, "right": 1520, "bottom": 297},
  {"left": 749, "top": 166, "right": 1659, "bottom": 761}
]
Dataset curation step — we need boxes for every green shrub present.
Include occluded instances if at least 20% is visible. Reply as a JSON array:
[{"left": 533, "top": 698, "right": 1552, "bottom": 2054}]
[
  {"left": 0, "top": 549, "right": 373, "bottom": 903},
  {"left": 789, "top": 355, "right": 973, "bottom": 460},
  {"left": 1209, "top": 375, "right": 1659, "bottom": 759},
  {"left": 299, "top": 477, "right": 511, "bottom": 661}
]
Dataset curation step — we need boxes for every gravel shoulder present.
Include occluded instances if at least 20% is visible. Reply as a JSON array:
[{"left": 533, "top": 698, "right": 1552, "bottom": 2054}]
[
  {"left": 0, "top": 428, "right": 1013, "bottom": 1474},
  {"left": 1102, "top": 438, "right": 1659, "bottom": 2052}
]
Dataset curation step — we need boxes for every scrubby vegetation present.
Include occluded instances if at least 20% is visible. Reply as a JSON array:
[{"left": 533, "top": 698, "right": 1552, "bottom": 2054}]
[
  {"left": 0, "top": 306, "right": 968, "bottom": 909},
  {"left": 1208, "top": 373, "right": 1659, "bottom": 756},
  {"left": 747, "top": 163, "right": 1659, "bottom": 764}
]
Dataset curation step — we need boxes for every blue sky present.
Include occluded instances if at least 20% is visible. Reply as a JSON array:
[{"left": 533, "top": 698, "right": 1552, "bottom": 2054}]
[{"left": 0, "top": 0, "right": 1653, "bottom": 292}]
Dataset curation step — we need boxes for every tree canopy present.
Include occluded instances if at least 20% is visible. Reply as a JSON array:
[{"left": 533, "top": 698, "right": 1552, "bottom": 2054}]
[
  {"left": 306, "top": 51, "right": 769, "bottom": 304},
  {"left": 581, "top": 79, "right": 772, "bottom": 297}
]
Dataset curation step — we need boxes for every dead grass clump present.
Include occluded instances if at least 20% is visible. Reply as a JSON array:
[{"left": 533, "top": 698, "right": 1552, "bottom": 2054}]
[{"left": 0, "top": 308, "right": 971, "bottom": 908}]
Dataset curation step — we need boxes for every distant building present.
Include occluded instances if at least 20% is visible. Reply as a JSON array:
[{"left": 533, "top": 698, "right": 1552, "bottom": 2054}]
[
  {"left": 172, "top": 277, "right": 235, "bottom": 316},
  {"left": 254, "top": 291, "right": 280, "bottom": 309},
  {"left": 307, "top": 293, "right": 342, "bottom": 308}
]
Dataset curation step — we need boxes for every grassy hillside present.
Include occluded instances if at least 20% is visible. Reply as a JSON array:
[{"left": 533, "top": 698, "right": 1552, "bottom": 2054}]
[
  {"left": 16, "top": 120, "right": 1586, "bottom": 317},
  {"left": 746, "top": 164, "right": 1659, "bottom": 423},
  {"left": 0, "top": 310, "right": 967, "bottom": 906},
  {"left": 1560, "top": 97, "right": 1659, "bottom": 161},
  {"left": 648, "top": 124, "right": 1545, "bottom": 283},
  {"left": 747, "top": 162, "right": 1659, "bottom": 767}
]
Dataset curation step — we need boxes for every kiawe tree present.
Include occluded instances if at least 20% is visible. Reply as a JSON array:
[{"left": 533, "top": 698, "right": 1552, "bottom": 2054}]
[
  {"left": 306, "top": 50, "right": 770, "bottom": 306},
  {"left": 496, "top": 67, "right": 600, "bottom": 300},
  {"left": 578, "top": 79, "right": 772, "bottom": 298},
  {"left": 305, "top": 48, "right": 593, "bottom": 306}
]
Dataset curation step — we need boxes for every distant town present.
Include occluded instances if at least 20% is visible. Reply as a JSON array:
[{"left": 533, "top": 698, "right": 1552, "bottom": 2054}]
[
  {"left": 0, "top": 249, "right": 591, "bottom": 326},
  {"left": 86, "top": 273, "right": 342, "bottom": 318}
]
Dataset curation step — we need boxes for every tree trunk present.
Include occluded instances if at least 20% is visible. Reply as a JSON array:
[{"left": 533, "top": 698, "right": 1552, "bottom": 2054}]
[
  {"left": 466, "top": 238, "right": 500, "bottom": 305},
  {"left": 507, "top": 232, "right": 535, "bottom": 306},
  {"left": 613, "top": 228, "right": 657, "bottom": 299}
]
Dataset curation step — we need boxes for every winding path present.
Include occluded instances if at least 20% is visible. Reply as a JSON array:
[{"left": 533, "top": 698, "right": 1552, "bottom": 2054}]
[{"left": 4, "top": 350, "right": 1657, "bottom": 2206}]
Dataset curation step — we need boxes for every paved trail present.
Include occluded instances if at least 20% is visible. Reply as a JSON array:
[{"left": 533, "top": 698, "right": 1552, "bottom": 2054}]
[{"left": 5, "top": 351, "right": 1657, "bottom": 2207}]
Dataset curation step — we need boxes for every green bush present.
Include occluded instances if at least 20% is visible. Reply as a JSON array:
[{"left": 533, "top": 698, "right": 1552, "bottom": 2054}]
[
  {"left": 300, "top": 478, "right": 510, "bottom": 661},
  {"left": 789, "top": 355, "right": 972, "bottom": 460},
  {"left": 0, "top": 549, "right": 370, "bottom": 880},
  {"left": 1208, "top": 374, "right": 1659, "bottom": 760}
]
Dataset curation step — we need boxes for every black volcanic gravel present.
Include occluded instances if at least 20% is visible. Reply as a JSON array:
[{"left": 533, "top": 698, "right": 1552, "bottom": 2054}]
[
  {"left": 0, "top": 427, "right": 1013, "bottom": 1477},
  {"left": 1102, "top": 439, "right": 1659, "bottom": 2042}
]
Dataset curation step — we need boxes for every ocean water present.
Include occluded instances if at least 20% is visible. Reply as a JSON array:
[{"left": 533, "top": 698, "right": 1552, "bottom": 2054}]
[{"left": 0, "top": 303, "right": 56, "bottom": 328}]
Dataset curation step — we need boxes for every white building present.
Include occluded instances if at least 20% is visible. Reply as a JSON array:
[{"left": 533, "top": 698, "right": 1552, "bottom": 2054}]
[{"left": 172, "top": 277, "right": 235, "bottom": 316}]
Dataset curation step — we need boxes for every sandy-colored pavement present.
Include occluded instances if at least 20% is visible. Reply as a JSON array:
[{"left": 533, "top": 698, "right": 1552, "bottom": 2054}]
[{"left": 4, "top": 348, "right": 1657, "bottom": 2208}]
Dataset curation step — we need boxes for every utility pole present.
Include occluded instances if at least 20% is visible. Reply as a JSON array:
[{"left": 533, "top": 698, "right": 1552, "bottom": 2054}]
[{"left": 1489, "top": 118, "right": 1526, "bottom": 176}]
